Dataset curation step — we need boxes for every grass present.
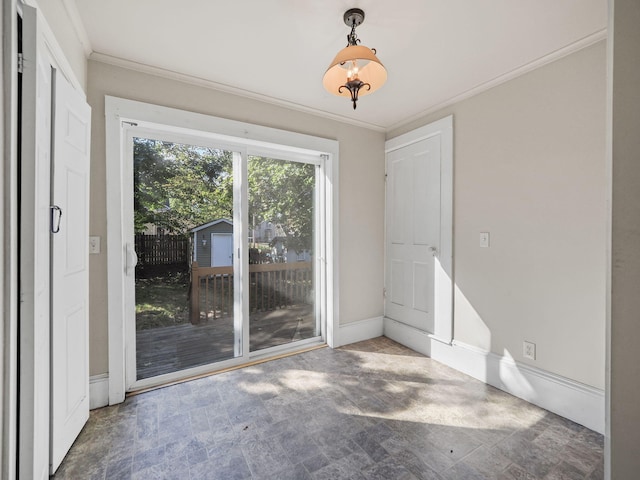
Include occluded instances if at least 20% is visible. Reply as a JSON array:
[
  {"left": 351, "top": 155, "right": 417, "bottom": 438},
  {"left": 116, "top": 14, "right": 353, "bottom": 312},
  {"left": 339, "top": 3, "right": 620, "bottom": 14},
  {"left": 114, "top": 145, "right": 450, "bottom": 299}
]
[{"left": 135, "top": 270, "right": 190, "bottom": 330}]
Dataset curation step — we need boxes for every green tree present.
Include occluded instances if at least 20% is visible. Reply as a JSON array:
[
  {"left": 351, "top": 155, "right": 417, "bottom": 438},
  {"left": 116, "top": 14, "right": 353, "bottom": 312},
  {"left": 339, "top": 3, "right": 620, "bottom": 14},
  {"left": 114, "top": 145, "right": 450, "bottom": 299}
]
[
  {"left": 134, "top": 140, "right": 315, "bottom": 250},
  {"left": 134, "top": 138, "right": 233, "bottom": 234},
  {"left": 248, "top": 156, "right": 315, "bottom": 252}
]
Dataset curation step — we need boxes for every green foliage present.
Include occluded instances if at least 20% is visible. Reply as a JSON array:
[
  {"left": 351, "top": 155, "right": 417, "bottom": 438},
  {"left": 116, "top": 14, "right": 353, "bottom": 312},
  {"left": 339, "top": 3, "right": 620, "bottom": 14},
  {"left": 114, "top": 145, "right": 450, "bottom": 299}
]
[
  {"left": 248, "top": 156, "right": 315, "bottom": 252},
  {"left": 134, "top": 138, "right": 233, "bottom": 234},
  {"left": 134, "top": 139, "right": 315, "bottom": 250},
  {"left": 135, "top": 272, "right": 189, "bottom": 330}
]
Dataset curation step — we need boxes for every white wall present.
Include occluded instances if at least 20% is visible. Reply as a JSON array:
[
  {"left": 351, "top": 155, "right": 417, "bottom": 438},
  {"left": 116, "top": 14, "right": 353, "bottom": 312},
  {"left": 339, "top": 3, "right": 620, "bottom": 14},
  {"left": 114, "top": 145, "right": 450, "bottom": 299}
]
[
  {"left": 388, "top": 41, "right": 607, "bottom": 390},
  {"left": 86, "top": 60, "right": 386, "bottom": 375}
]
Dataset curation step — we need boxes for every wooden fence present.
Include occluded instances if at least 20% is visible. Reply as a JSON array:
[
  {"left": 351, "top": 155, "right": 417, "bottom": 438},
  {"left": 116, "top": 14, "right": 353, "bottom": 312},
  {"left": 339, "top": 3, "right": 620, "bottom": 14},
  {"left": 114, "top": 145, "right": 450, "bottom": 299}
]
[
  {"left": 190, "top": 261, "right": 312, "bottom": 324},
  {"left": 135, "top": 234, "right": 190, "bottom": 266}
]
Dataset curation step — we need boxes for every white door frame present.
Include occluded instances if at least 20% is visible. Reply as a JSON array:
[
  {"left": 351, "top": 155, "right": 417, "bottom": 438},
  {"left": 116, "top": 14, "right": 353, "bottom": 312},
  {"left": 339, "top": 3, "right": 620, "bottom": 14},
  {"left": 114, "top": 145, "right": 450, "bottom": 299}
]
[
  {"left": 106, "top": 97, "right": 339, "bottom": 402},
  {"left": 2, "top": 2, "right": 20, "bottom": 478},
  {"left": 384, "top": 115, "right": 454, "bottom": 347},
  {"left": 19, "top": 7, "right": 52, "bottom": 478}
]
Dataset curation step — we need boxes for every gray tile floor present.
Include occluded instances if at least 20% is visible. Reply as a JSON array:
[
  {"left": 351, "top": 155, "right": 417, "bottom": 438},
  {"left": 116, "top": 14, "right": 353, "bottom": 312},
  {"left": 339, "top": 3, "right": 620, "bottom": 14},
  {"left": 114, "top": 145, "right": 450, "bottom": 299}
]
[{"left": 53, "top": 337, "right": 604, "bottom": 479}]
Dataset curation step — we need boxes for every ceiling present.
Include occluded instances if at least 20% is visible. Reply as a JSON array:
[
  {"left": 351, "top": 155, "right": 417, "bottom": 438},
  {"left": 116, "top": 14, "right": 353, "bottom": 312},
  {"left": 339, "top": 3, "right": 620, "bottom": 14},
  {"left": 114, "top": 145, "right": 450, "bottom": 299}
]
[{"left": 71, "top": 0, "right": 606, "bottom": 131}]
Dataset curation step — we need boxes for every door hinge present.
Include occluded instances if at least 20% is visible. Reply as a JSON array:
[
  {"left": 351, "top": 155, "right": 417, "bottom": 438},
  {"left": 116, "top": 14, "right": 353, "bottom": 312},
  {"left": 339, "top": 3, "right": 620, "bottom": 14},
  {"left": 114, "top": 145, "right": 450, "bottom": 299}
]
[
  {"left": 383, "top": 287, "right": 387, "bottom": 298},
  {"left": 17, "top": 53, "right": 24, "bottom": 74}
]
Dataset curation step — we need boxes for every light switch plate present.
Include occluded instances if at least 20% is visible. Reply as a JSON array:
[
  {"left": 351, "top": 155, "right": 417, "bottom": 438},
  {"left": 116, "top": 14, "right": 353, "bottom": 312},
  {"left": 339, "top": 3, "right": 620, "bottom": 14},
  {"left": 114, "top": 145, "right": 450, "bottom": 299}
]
[
  {"left": 480, "top": 232, "right": 490, "bottom": 248},
  {"left": 89, "top": 236, "right": 101, "bottom": 254}
]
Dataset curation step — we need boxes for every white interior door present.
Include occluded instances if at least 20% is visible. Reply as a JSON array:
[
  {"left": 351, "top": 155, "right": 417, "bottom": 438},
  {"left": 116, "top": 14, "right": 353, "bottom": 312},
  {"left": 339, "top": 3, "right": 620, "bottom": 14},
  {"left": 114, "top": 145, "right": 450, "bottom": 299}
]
[
  {"left": 385, "top": 137, "right": 441, "bottom": 333},
  {"left": 384, "top": 116, "right": 453, "bottom": 343},
  {"left": 19, "top": 6, "right": 52, "bottom": 479},
  {"left": 49, "top": 69, "right": 92, "bottom": 473},
  {"left": 211, "top": 233, "right": 233, "bottom": 267}
]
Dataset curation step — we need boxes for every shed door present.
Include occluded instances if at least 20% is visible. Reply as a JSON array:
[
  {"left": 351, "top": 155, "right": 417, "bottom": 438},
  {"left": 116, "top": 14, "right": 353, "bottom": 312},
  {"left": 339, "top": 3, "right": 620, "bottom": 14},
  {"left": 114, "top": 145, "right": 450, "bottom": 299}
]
[{"left": 211, "top": 233, "right": 233, "bottom": 267}]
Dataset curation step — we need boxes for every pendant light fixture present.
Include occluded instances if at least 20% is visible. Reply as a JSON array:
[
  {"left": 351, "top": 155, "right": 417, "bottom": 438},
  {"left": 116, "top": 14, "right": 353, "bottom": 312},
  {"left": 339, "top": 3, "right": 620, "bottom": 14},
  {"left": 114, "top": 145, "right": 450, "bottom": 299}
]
[{"left": 323, "top": 8, "right": 387, "bottom": 110}]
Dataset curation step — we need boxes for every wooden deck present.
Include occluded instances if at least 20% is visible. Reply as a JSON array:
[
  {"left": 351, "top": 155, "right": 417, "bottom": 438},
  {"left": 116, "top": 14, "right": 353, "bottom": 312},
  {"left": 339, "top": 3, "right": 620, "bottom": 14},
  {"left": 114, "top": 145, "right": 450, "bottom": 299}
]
[{"left": 136, "top": 304, "right": 316, "bottom": 380}]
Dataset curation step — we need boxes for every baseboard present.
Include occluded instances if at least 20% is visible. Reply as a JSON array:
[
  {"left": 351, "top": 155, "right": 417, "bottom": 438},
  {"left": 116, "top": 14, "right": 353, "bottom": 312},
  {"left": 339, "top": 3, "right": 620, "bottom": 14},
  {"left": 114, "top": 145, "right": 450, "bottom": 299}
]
[
  {"left": 89, "top": 374, "right": 110, "bottom": 410},
  {"left": 338, "top": 316, "right": 384, "bottom": 347},
  {"left": 383, "top": 317, "right": 605, "bottom": 434},
  {"left": 383, "top": 317, "right": 434, "bottom": 356}
]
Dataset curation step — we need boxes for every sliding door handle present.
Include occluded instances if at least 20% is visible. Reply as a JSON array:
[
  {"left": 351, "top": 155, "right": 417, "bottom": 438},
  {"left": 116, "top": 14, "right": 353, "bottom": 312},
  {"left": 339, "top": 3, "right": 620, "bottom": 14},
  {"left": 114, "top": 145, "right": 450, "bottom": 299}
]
[
  {"left": 50, "top": 205, "right": 62, "bottom": 233},
  {"left": 125, "top": 243, "right": 138, "bottom": 275}
]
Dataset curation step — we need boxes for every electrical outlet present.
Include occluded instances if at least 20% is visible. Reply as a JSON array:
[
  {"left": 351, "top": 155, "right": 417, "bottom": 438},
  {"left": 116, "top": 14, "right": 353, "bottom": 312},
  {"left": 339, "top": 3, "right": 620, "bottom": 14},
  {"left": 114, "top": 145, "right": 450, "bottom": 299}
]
[{"left": 523, "top": 341, "right": 536, "bottom": 360}]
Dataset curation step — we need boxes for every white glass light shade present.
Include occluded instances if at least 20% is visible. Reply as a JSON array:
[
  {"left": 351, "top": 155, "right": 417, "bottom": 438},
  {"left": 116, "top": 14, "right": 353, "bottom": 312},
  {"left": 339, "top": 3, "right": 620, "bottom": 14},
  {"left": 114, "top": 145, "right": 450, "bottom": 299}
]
[{"left": 323, "top": 44, "right": 387, "bottom": 97}]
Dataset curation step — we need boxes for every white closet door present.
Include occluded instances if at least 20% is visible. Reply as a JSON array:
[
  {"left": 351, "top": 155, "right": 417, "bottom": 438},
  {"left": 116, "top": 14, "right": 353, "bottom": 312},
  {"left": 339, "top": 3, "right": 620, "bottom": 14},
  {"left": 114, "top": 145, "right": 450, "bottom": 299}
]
[
  {"left": 384, "top": 115, "right": 453, "bottom": 344},
  {"left": 49, "top": 69, "right": 92, "bottom": 474},
  {"left": 385, "top": 137, "right": 441, "bottom": 333}
]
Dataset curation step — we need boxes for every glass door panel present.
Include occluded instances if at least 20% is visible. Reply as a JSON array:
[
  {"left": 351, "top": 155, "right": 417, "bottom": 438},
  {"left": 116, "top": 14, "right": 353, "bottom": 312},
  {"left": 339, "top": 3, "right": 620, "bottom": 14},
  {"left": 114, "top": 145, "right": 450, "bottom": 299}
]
[
  {"left": 133, "top": 137, "right": 239, "bottom": 380},
  {"left": 248, "top": 156, "right": 319, "bottom": 351}
]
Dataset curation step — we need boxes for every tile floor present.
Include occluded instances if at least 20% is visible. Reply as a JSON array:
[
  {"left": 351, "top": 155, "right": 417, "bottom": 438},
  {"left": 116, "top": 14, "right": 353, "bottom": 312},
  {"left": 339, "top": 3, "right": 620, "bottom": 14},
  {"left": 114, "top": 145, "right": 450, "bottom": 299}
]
[{"left": 53, "top": 337, "right": 604, "bottom": 479}]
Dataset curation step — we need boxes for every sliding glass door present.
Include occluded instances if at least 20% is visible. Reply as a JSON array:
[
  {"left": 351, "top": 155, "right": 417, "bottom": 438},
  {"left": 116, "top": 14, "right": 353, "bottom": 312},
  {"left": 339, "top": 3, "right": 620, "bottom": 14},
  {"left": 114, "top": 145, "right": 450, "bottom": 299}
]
[
  {"left": 248, "top": 156, "right": 320, "bottom": 352},
  {"left": 125, "top": 128, "right": 324, "bottom": 387},
  {"left": 131, "top": 136, "right": 239, "bottom": 380}
]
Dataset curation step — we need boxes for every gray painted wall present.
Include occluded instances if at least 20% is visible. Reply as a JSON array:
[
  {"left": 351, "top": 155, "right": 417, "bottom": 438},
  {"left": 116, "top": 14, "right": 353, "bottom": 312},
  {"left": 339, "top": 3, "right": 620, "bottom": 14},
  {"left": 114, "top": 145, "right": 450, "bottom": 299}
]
[
  {"left": 608, "top": 0, "right": 640, "bottom": 476},
  {"left": 389, "top": 41, "right": 607, "bottom": 390}
]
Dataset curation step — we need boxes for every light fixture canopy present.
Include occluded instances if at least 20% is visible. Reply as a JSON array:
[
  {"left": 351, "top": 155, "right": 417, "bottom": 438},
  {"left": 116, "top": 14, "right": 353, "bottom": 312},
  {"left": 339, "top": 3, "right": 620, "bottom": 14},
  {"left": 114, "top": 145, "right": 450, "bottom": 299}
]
[{"left": 323, "top": 8, "right": 387, "bottom": 110}]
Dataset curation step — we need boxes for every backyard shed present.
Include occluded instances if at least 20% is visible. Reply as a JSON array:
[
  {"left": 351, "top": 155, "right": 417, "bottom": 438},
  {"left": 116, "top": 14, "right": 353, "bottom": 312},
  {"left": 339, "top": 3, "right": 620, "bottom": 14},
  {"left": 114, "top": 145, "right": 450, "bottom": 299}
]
[{"left": 191, "top": 219, "right": 234, "bottom": 267}]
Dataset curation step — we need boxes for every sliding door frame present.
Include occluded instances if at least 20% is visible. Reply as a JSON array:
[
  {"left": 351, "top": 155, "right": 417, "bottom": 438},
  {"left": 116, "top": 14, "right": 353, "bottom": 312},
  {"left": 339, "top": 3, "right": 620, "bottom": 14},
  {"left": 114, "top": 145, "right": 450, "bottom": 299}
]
[{"left": 106, "top": 97, "right": 339, "bottom": 402}]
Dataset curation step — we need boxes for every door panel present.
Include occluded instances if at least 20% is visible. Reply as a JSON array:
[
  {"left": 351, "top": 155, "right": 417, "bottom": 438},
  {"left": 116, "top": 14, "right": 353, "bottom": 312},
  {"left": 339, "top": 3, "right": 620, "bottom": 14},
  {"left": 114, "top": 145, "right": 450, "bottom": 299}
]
[
  {"left": 390, "top": 260, "right": 405, "bottom": 306},
  {"left": 413, "top": 262, "right": 431, "bottom": 313},
  {"left": 50, "top": 69, "right": 91, "bottom": 473},
  {"left": 385, "top": 137, "right": 441, "bottom": 333}
]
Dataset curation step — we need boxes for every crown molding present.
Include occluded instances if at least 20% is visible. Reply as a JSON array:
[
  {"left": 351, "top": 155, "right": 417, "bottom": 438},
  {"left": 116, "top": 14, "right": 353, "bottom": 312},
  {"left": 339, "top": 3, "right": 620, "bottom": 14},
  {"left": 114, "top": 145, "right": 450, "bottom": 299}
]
[
  {"left": 387, "top": 28, "right": 608, "bottom": 134},
  {"left": 89, "top": 52, "right": 387, "bottom": 133},
  {"left": 90, "top": 27, "right": 605, "bottom": 135}
]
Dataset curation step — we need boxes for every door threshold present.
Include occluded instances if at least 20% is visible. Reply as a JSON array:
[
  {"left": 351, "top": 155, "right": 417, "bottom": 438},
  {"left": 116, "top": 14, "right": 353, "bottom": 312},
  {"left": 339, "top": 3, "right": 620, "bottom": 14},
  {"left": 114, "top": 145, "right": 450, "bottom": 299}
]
[{"left": 126, "top": 342, "right": 327, "bottom": 397}]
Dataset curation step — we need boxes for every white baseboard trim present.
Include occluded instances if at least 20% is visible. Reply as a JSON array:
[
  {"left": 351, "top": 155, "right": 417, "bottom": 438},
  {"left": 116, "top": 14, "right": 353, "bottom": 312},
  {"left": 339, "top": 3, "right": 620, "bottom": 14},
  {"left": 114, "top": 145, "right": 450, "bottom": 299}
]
[
  {"left": 338, "top": 316, "right": 384, "bottom": 347},
  {"left": 89, "top": 374, "right": 110, "bottom": 410},
  {"left": 383, "top": 317, "right": 605, "bottom": 434}
]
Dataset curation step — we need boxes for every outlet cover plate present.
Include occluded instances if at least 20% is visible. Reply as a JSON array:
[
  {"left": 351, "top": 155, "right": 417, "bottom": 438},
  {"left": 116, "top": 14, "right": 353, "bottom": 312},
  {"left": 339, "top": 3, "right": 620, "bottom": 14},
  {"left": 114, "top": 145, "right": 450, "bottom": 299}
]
[{"left": 523, "top": 341, "right": 536, "bottom": 360}]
